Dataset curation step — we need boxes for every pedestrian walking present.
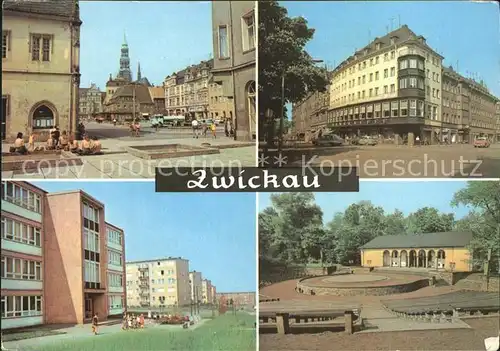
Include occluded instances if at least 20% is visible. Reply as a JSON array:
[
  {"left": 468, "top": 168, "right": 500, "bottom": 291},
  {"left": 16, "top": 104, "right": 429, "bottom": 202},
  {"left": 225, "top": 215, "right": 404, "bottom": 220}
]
[
  {"left": 211, "top": 122, "right": 216, "bottom": 139},
  {"left": 91, "top": 313, "right": 99, "bottom": 335},
  {"left": 192, "top": 118, "right": 199, "bottom": 138}
]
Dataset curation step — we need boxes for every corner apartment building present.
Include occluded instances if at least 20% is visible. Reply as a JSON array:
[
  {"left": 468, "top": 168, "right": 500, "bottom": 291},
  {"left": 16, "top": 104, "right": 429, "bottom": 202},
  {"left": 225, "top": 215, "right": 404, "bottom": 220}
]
[
  {"left": 216, "top": 291, "right": 256, "bottom": 307},
  {"left": 211, "top": 1, "right": 256, "bottom": 140},
  {"left": 327, "top": 25, "right": 444, "bottom": 144},
  {"left": 208, "top": 81, "right": 234, "bottom": 121},
  {"left": 201, "top": 279, "right": 212, "bottom": 304},
  {"left": 79, "top": 83, "right": 104, "bottom": 120},
  {"left": 496, "top": 102, "right": 500, "bottom": 142},
  {"left": 164, "top": 60, "right": 213, "bottom": 120},
  {"left": 126, "top": 258, "right": 191, "bottom": 308},
  {"left": 2, "top": 0, "right": 81, "bottom": 142},
  {"left": 210, "top": 285, "right": 217, "bottom": 304},
  {"left": 189, "top": 271, "right": 203, "bottom": 303},
  {"left": 1, "top": 181, "right": 126, "bottom": 330}
]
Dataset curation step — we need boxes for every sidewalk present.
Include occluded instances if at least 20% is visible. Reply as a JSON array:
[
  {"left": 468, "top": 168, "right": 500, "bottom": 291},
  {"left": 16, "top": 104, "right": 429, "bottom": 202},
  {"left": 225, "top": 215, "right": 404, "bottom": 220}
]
[{"left": 2, "top": 136, "right": 255, "bottom": 179}]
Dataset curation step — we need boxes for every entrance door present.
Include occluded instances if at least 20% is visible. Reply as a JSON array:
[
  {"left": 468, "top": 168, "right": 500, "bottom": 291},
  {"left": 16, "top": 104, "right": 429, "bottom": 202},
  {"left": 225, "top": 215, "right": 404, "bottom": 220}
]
[
  {"left": 1, "top": 96, "right": 8, "bottom": 140},
  {"left": 85, "top": 297, "right": 93, "bottom": 319}
]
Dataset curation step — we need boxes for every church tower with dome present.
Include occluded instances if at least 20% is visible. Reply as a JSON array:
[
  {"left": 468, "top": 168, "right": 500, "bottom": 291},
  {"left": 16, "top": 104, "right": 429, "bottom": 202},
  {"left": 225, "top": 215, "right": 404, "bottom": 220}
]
[{"left": 117, "top": 33, "right": 132, "bottom": 82}]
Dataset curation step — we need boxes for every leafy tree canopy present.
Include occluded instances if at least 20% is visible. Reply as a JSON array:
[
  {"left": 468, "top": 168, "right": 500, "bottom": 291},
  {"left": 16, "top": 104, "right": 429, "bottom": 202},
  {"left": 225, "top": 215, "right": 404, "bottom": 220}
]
[{"left": 258, "top": 1, "right": 329, "bottom": 115}]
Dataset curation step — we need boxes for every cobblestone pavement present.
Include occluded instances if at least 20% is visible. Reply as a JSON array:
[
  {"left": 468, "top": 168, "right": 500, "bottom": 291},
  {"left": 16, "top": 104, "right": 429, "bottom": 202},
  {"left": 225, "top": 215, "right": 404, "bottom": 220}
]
[
  {"left": 261, "top": 143, "right": 500, "bottom": 178},
  {"left": 2, "top": 122, "right": 256, "bottom": 179}
]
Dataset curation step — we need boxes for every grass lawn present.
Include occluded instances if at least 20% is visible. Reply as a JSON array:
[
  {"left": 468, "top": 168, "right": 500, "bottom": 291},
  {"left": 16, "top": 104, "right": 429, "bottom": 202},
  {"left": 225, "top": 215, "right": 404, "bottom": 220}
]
[{"left": 22, "top": 313, "right": 256, "bottom": 351}]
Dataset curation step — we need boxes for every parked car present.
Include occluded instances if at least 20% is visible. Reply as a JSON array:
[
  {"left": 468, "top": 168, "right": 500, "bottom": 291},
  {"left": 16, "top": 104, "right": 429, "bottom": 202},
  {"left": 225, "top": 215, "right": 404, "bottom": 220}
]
[
  {"left": 358, "top": 135, "right": 378, "bottom": 146},
  {"left": 473, "top": 137, "right": 490, "bottom": 148},
  {"left": 312, "top": 134, "right": 344, "bottom": 146}
]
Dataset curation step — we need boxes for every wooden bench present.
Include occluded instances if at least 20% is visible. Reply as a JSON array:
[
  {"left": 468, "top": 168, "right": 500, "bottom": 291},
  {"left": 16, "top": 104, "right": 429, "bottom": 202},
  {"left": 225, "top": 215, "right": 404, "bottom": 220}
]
[{"left": 259, "top": 309, "right": 360, "bottom": 335}]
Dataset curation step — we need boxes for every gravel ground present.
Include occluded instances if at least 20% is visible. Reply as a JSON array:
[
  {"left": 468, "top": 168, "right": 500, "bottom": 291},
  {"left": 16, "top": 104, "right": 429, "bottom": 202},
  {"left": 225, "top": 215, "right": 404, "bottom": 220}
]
[{"left": 259, "top": 317, "right": 499, "bottom": 350}]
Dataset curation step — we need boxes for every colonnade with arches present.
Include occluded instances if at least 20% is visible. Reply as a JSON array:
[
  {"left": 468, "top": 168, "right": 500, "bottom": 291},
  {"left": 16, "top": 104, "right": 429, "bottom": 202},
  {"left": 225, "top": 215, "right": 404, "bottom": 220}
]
[{"left": 382, "top": 249, "right": 447, "bottom": 269}]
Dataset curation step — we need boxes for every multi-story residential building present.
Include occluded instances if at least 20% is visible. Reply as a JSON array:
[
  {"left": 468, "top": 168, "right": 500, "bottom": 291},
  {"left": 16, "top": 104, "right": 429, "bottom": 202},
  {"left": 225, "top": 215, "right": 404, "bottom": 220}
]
[
  {"left": 164, "top": 60, "right": 213, "bottom": 120},
  {"left": 496, "top": 102, "right": 500, "bottom": 142},
  {"left": 2, "top": 0, "right": 81, "bottom": 142},
  {"left": 1, "top": 181, "right": 45, "bottom": 329},
  {"left": 105, "top": 223, "right": 126, "bottom": 317},
  {"left": 126, "top": 258, "right": 191, "bottom": 308},
  {"left": 215, "top": 291, "right": 256, "bottom": 307},
  {"left": 292, "top": 82, "right": 330, "bottom": 141},
  {"left": 441, "top": 67, "right": 498, "bottom": 143},
  {"left": 208, "top": 81, "right": 234, "bottom": 121},
  {"left": 1, "top": 181, "right": 126, "bottom": 330},
  {"left": 79, "top": 83, "right": 104, "bottom": 120},
  {"left": 211, "top": 1, "right": 256, "bottom": 140},
  {"left": 327, "top": 25, "right": 445, "bottom": 144},
  {"left": 210, "top": 285, "right": 217, "bottom": 304},
  {"left": 189, "top": 271, "right": 203, "bottom": 304},
  {"left": 201, "top": 279, "right": 212, "bottom": 304}
]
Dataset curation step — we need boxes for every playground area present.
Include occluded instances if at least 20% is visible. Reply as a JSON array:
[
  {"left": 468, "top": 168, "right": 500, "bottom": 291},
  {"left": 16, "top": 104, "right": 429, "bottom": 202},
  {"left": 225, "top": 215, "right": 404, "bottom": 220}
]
[{"left": 2, "top": 312, "right": 256, "bottom": 351}]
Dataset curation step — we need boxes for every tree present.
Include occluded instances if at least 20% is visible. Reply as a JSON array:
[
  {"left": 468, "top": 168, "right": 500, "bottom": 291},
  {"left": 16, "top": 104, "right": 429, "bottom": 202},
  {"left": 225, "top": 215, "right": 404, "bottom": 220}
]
[
  {"left": 452, "top": 181, "right": 500, "bottom": 270},
  {"left": 383, "top": 209, "right": 408, "bottom": 236},
  {"left": 407, "top": 207, "right": 454, "bottom": 234},
  {"left": 258, "top": 1, "right": 329, "bottom": 143},
  {"left": 259, "top": 193, "right": 324, "bottom": 263}
]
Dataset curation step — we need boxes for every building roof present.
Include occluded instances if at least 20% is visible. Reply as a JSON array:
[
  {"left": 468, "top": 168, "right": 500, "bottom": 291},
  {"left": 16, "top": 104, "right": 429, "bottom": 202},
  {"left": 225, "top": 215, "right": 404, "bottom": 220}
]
[
  {"left": 361, "top": 232, "right": 473, "bottom": 249},
  {"left": 109, "top": 83, "right": 154, "bottom": 104},
  {"left": 136, "top": 77, "right": 152, "bottom": 87},
  {"left": 3, "top": 0, "right": 79, "bottom": 20},
  {"left": 148, "top": 86, "right": 165, "bottom": 99},
  {"left": 334, "top": 24, "right": 442, "bottom": 74},
  {"left": 126, "top": 257, "right": 188, "bottom": 264}
]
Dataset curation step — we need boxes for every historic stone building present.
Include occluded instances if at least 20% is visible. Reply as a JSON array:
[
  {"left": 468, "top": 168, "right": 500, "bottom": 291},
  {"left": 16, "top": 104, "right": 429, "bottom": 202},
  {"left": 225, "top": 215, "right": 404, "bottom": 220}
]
[
  {"left": 2, "top": 0, "right": 81, "bottom": 142},
  {"left": 208, "top": 80, "right": 234, "bottom": 121},
  {"left": 441, "top": 66, "right": 498, "bottom": 143},
  {"left": 79, "top": 83, "right": 104, "bottom": 120},
  {"left": 211, "top": 1, "right": 256, "bottom": 140},
  {"left": 361, "top": 231, "right": 473, "bottom": 272},
  {"left": 148, "top": 86, "right": 166, "bottom": 115},
  {"left": 103, "top": 83, "right": 154, "bottom": 122},
  {"left": 292, "top": 82, "right": 330, "bottom": 141},
  {"left": 326, "top": 25, "right": 444, "bottom": 145},
  {"left": 164, "top": 60, "right": 212, "bottom": 120}
]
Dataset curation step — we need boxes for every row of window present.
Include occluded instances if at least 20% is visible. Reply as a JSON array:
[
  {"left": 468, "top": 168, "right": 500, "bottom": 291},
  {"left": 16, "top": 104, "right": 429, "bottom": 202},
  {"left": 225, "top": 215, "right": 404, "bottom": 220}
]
[
  {"left": 328, "top": 100, "right": 435, "bottom": 121},
  {"left": 1, "top": 182, "right": 42, "bottom": 213},
  {"left": 84, "top": 228, "right": 100, "bottom": 254},
  {"left": 108, "top": 295, "right": 124, "bottom": 310},
  {"left": 1, "top": 256, "right": 42, "bottom": 281},
  {"left": 217, "top": 11, "right": 255, "bottom": 59},
  {"left": 1, "top": 295, "right": 42, "bottom": 318},
  {"left": 108, "top": 272, "right": 123, "bottom": 288},
  {"left": 106, "top": 227, "right": 122, "bottom": 246},
  {"left": 399, "top": 77, "right": 425, "bottom": 90},
  {"left": 83, "top": 202, "right": 100, "bottom": 223},
  {"left": 108, "top": 250, "right": 123, "bottom": 266},
  {"left": 84, "top": 260, "right": 100, "bottom": 284},
  {"left": 1, "top": 217, "right": 42, "bottom": 247},
  {"left": 2, "top": 31, "right": 52, "bottom": 62}
]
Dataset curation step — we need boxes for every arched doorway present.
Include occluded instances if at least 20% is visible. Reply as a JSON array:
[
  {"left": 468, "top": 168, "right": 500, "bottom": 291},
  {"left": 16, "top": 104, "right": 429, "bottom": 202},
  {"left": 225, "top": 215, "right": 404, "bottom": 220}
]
[
  {"left": 31, "top": 102, "right": 56, "bottom": 129},
  {"left": 409, "top": 250, "right": 417, "bottom": 267},
  {"left": 427, "top": 250, "right": 436, "bottom": 269},
  {"left": 437, "top": 249, "right": 446, "bottom": 269},
  {"left": 418, "top": 250, "right": 426, "bottom": 268},
  {"left": 383, "top": 250, "right": 390, "bottom": 267},
  {"left": 246, "top": 81, "right": 256, "bottom": 139},
  {"left": 400, "top": 250, "right": 408, "bottom": 267},
  {"left": 391, "top": 250, "right": 399, "bottom": 267}
]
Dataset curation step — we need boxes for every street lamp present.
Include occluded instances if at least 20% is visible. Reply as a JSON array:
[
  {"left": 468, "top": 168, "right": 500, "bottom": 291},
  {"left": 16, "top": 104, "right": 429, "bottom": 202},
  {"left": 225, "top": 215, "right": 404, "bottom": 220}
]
[{"left": 279, "top": 59, "right": 324, "bottom": 153}]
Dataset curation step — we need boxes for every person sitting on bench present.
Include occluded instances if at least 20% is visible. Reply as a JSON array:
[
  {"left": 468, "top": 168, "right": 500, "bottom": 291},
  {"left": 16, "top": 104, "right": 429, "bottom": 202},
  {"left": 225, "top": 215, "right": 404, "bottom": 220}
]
[
  {"left": 13, "top": 132, "right": 28, "bottom": 154},
  {"left": 68, "top": 133, "right": 78, "bottom": 152},
  {"left": 90, "top": 136, "right": 102, "bottom": 153},
  {"left": 78, "top": 135, "right": 92, "bottom": 155},
  {"left": 59, "top": 131, "right": 69, "bottom": 151}
]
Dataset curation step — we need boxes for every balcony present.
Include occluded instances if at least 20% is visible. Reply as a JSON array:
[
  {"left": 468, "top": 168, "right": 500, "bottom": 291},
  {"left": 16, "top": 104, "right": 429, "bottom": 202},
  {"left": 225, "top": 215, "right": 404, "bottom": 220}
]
[
  {"left": 139, "top": 291, "right": 150, "bottom": 298},
  {"left": 1, "top": 198, "right": 42, "bottom": 223}
]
